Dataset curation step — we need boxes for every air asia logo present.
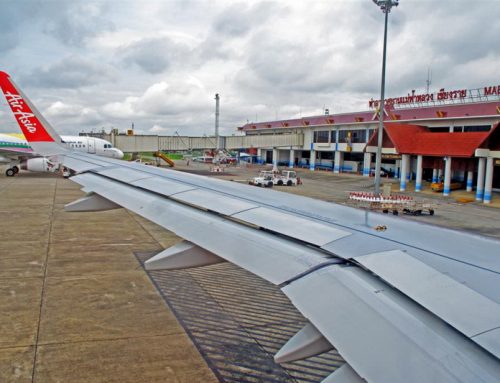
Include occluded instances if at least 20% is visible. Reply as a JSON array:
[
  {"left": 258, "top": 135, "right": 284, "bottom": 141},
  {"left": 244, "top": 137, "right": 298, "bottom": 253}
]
[{"left": 4, "top": 91, "right": 38, "bottom": 134}]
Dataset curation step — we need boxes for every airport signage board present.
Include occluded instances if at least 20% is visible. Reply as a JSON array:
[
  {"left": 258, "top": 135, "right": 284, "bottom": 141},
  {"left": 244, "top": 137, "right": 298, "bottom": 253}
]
[{"left": 369, "top": 84, "right": 499, "bottom": 109}]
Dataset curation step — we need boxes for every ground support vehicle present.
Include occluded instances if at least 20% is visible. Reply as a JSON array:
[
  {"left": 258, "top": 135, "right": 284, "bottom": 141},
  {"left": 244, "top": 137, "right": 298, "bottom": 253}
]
[
  {"left": 249, "top": 171, "right": 274, "bottom": 187},
  {"left": 431, "top": 181, "right": 463, "bottom": 192},
  {"left": 347, "top": 192, "right": 435, "bottom": 216},
  {"left": 274, "top": 170, "right": 301, "bottom": 186}
]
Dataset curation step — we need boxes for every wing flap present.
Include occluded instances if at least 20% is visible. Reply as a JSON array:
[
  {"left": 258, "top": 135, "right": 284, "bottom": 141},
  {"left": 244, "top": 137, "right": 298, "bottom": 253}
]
[
  {"left": 355, "top": 250, "right": 500, "bottom": 358},
  {"left": 131, "top": 176, "right": 197, "bottom": 196},
  {"left": 283, "top": 265, "right": 500, "bottom": 383},
  {"left": 233, "top": 207, "right": 351, "bottom": 247},
  {"left": 171, "top": 188, "right": 258, "bottom": 215},
  {"left": 96, "top": 167, "right": 152, "bottom": 183}
]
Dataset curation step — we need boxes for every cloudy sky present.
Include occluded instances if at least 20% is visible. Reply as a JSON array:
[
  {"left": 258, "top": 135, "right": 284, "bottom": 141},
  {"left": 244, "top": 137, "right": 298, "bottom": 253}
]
[{"left": 0, "top": 0, "right": 498, "bottom": 136}]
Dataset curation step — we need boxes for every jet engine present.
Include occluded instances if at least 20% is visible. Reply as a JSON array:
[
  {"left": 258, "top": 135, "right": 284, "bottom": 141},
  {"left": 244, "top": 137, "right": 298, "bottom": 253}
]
[{"left": 20, "top": 158, "right": 56, "bottom": 172}]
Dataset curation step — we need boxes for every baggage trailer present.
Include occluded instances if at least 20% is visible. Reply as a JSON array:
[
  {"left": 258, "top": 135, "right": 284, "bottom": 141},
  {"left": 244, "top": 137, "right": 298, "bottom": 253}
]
[{"left": 347, "top": 192, "right": 435, "bottom": 216}]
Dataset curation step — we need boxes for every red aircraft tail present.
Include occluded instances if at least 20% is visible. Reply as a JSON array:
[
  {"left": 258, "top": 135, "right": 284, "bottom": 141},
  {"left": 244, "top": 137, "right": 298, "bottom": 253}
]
[{"left": 0, "top": 71, "right": 66, "bottom": 155}]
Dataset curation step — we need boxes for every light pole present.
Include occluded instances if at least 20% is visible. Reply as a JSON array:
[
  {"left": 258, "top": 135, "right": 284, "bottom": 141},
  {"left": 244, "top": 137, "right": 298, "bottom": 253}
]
[
  {"left": 372, "top": 0, "right": 398, "bottom": 195},
  {"left": 214, "top": 93, "right": 220, "bottom": 151}
]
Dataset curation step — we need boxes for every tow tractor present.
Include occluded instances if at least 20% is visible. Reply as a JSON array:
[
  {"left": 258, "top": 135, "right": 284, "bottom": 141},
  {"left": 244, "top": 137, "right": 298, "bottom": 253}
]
[
  {"left": 249, "top": 171, "right": 274, "bottom": 187},
  {"left": 274, "top": 170, "right": 301, "bottom": 186},
  {"left": 249, "top": 170, "right": 302, "bottom": 187}
]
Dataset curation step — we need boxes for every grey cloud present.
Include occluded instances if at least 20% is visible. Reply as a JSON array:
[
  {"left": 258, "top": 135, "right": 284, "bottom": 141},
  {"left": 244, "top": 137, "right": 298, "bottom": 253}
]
[
  {"left": 0, "top": 2, "right": 38, "bottom": 53},
  {"left": 197, "top": 1, "right": 286, "bottom": 62},
  {"left": 213, "top": 1, "right": 281, "bottom": 37},
  {"left": 1, "top": 0, "right": 497, "bottom": 136},
  {"left": 42, "top": 1, "right": 115, "bottom": 46},
  {"left": 24, "top": 56, "right": 115, "bottom": 88},
  {"left": 120, "top": 37, "right": 192, "bottom": 74}
]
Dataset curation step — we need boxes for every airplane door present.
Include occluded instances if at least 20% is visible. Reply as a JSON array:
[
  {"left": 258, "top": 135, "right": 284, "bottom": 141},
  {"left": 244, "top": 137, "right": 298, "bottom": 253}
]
[{"left": 88, "top": 138, "right": 96, "bottom": 154}]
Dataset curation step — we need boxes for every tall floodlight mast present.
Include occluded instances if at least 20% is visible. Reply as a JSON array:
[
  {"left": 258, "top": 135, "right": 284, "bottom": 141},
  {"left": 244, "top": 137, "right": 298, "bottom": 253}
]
[
  {"left": 215, "top": 93, "right": 220, "bottom": 151},
  {"left": 372, "top": 0, "right": 399, "bottom": 194}
]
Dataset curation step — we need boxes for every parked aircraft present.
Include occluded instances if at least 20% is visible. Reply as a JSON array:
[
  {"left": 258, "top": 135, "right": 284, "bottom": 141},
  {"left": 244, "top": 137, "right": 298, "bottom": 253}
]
[
  {"left": 0, "top": 132, "right": 123, "bottom": 176},
  {"left": 2, "top": 70, "right": 500, "bottom": 383}
]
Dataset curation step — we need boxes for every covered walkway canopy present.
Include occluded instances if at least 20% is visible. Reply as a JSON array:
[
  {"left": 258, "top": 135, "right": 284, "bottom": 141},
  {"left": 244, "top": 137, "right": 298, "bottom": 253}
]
[
  {"left": 366, "top": 122, "right": 499, "bottom": 157},
  {"left": 365, "top": 122, "right": 500, "bottom": 202}
]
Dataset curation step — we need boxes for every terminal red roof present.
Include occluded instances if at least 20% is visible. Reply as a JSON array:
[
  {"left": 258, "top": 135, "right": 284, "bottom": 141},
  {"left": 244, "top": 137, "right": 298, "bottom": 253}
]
[
  {"left": 239, "top": 101, "right": 500, "bottom": 131},
  {"left": 367, "top": 123, "right": 499, "bottom": 157}
]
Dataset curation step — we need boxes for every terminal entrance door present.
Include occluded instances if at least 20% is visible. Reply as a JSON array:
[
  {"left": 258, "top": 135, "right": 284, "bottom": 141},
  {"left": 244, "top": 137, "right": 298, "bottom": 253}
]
[{"left": 266, "top": 150, "right": 273, "bottom": 164}]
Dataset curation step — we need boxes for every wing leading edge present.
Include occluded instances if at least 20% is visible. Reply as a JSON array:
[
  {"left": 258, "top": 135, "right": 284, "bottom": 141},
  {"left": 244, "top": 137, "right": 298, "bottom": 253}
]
[{"left": 2, "top": 71, "right": 500, "bottom": 383}]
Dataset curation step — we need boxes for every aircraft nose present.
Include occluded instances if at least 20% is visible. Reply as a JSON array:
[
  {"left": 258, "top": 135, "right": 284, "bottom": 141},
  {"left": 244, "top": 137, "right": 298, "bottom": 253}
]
[{"left": 115, "top": 149, "right": 124, "bottom": 159}]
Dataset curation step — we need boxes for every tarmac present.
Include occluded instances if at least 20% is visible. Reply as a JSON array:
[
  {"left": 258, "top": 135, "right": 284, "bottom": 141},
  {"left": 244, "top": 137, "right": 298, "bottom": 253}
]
[
  {"left": 1, "top": 164, "right": 499, "bottom": 382},
  {"left": 0, "top": 172, "right": 218, "bottom": 383}
]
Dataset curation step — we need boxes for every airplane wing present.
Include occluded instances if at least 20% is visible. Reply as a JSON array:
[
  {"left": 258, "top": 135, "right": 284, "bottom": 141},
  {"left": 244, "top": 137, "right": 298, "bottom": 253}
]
[{"left": 2, "top": 70, "right": 500, "bottom": 383}]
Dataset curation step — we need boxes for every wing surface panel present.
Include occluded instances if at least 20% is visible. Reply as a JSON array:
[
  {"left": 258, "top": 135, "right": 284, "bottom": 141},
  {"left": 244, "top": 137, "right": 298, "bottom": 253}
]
[
  {"left": 71, "top": 173, "right": 330, "bottom": 285},
  {"left": 171, "top": 188, "right": 258, "bottom": 215},
  {"left": 64, "top": 153, "right": 114, "bottom": 172},
  {"left": 232, "top": 207, "right": 351, "bottom": 247},
  {"left": 96, "top": 167, "right": 153, "bottom": 183},
  {"left": 131, "top": 176, "right": 197, "bottom": 196},
  {"left": 356, "top": 250, "right": 500, "bottom": 358},
  {"left": 283, "top": 265, "right": 500, "bottom": 383}
]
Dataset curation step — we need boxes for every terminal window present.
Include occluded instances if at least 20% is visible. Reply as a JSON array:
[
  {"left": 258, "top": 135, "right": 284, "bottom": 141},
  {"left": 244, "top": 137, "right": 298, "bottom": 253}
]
[
  {"left": 313, "top": 131, "right": 330, "bottom": 143},
  {"left": 463, "top": 125, "right": 491, "bottom": 132},
  {"left": 339, "top": 130, "right": 364, "bottom": 143}
]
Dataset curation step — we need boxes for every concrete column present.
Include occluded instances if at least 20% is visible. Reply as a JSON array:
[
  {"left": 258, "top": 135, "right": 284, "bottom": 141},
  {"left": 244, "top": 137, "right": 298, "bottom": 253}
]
[
  {"left": 466, "top": 170, "right": 473, "bottom": 192},
  {"left": 257, "top": 148, "right": 262, "bottom": 164},
  {"left": 415, "top": 155, "right": 423, "bottom": 192},
  {"left": 363, "top": 152, "right": 371, "bottom": 177},
  {"left": 476, "top": 157, "right": 486, "bottom": 201},
  {"left": 289, "top": 149, "right": 295, "bottom": 168},
  {"left": 309, "top": 150, "right": 316, "bottom": 171},
  {"left": 407, "top": 157, "right": 412, "bottom": 181},
  {"left": 272, "top": 148, "right": 279, "bottom": 170},
  {"left": 443, "top": 156, "right": 452, "bottom": 197},
  {"left": 484, "top": 157, "right": 494, "bottom": 204},
  {"left": 400, "top": 154, "right": 409, "bottom": 191},
  {"left": 395, "top": 160, "right": 401, "bottom": 179},
  {"left": 334, "top": 151, "right": 343, "bottom": 174},
  {"left": 432, "top": 168, "right": 438, "bottom": 183}
]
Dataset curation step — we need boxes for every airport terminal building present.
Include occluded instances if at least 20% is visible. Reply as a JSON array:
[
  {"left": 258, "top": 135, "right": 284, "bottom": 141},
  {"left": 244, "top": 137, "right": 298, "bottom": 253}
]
[{"left": 238, "top": 85, "right": 500, "bottom": 203}]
